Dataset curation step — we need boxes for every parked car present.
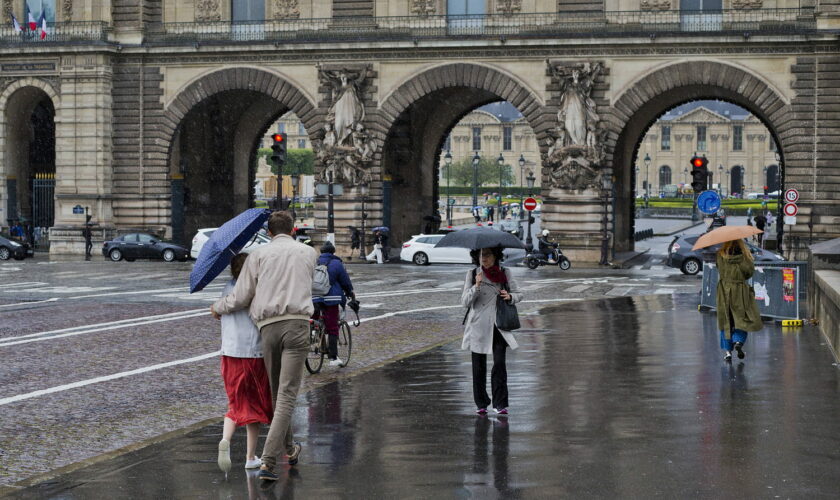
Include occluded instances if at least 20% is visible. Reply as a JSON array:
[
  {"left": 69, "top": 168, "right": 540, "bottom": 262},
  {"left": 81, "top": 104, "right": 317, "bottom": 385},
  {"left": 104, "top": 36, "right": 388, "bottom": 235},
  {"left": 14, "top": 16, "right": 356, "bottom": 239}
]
[
  {"left": 0, "top": 232, "right": 33, "bottom": 260},
  {"left": 667, "top": 234, "right": 784, "bottom": 275},
  {"left": 190, "top": 228, "right": 271, "bottom": 259},
  {"left": 103, "top": 233, "right": 190, "bottom": 262},
  {"left": 400, "top": 234, "right": 472, "bottom": 265}
]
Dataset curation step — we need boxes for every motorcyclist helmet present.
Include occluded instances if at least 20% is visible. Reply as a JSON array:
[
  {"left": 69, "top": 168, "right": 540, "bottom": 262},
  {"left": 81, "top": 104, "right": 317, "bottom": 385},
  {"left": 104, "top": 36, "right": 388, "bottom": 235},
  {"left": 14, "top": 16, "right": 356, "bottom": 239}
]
[{"left": 541, "top": 229, "right": 550, "bottom": 237}]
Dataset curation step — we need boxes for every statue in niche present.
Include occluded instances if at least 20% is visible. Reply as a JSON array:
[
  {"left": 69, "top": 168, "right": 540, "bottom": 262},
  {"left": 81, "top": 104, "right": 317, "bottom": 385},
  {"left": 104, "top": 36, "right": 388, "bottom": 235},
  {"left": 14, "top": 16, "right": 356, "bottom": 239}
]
[
  {"left": 543, "top": 61, "right": 606, "bottom": 192},
  {"left": 321, "top": 68, "right": 366, "bottom": 147}
]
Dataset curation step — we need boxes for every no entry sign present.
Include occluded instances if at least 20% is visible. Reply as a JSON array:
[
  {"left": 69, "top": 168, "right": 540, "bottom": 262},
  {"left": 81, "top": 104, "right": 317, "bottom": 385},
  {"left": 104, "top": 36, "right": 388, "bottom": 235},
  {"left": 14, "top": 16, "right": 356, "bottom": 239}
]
[
  {"left": 523, "top": 198, "right": 538, "bottom": 211},
  {"left": 783, "top": 203, "right": 798, "bottom": 217},
  {"left": 784, "top": 189, "right": 799, "bottom": 203}
]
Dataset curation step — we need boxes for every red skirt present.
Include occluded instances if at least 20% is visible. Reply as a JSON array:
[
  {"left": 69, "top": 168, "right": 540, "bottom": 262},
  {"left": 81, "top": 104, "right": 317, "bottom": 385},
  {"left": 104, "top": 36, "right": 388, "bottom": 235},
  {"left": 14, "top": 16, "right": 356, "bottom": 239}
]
[{"left": 221, "top": 356, "right": 273, "bottom": 426}]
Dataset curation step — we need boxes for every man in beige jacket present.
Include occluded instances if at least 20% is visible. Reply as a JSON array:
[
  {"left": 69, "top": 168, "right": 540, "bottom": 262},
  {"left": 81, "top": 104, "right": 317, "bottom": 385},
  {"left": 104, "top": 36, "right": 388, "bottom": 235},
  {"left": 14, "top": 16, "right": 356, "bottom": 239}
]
[{"left": 211, "top": 211, "right": 318, "bottom": 481}]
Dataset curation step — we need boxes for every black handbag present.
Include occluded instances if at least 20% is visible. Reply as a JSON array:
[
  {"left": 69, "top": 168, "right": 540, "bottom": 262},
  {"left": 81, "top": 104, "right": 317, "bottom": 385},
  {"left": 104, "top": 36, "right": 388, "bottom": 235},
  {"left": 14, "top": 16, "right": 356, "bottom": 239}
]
[{"left": 495, "top": 281, "right": 520, "bottom": 331}]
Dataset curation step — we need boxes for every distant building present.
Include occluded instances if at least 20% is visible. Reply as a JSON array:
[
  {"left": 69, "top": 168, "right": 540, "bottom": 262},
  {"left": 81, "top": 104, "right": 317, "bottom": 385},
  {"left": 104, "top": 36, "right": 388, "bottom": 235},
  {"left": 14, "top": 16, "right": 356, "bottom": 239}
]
[{"left": 637, "top": 102, "right": 780, "bottom": 197}]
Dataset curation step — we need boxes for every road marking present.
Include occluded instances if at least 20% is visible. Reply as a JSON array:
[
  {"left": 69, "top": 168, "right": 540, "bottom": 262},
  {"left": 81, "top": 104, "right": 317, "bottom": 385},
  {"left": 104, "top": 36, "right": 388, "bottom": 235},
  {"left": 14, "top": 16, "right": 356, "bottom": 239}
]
[
  {"left": 606, "top": 287, "right": 631, "bottom": 296},
  {"left": 0, "top": 298, "right": 60, "bottom": 308},
  {"left": 6, "top": 286, "right": 117, "bottom": 294},
  {"left": 564, "top": 284, "right": 590, "bottom": 293},
  {"left": 0, "top": 351, "right": 220, "bottom": 407},
  {"left": 123, "top": 273, "right": 174, "bottom": 281},
  {"left": 1, "top": 282, "right": 48, "bottom": 288},
  {"left": 0, "top": 297, "right": 580, "bottom": 406}
]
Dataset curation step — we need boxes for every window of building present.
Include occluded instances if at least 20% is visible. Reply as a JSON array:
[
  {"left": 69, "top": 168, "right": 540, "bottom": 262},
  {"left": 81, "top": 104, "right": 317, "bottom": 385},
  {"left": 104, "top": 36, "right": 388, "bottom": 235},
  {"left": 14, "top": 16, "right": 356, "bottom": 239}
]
[
  {"left": 503, "top": 126, "right": 512, "bottom": 151},
  {"left": 732, "top": 125, "right": 743, "bottom": 151},
  {"left": 447, "top": 0, "right": 486, "bottom": 15},
  {"left": 696, "top": 126, "right": 707, "bottom": 151},
  {"left": 277, "top": 122, "right": 285, "bottom": 134},
  {"left": 28, "top": 0, "right": 55, "bottom": 22},
  {"left": 298, "top": 123, "right": 306, "bottom": 136},
  {"left": 659, "top": 165, "right": 672, "bottom": 187},
  {"left": 297, "top": 139, "right": 306, "bottom": 149},
  {"left": 231, "top": 0, "right": 264, "bottom": 21},
  {"left": 661, "top": 126, "right": 671, "bottom": 151},
  {"left": 472, "top": 127, "right": 481, "bottom": 151}
]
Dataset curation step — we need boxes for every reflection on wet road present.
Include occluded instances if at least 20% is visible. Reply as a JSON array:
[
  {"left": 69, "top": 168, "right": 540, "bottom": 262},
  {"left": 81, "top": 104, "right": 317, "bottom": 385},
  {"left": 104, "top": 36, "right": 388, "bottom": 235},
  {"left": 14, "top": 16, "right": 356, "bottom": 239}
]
[{"left": 11, "top": 295, "right": 840, "bottom": 498}]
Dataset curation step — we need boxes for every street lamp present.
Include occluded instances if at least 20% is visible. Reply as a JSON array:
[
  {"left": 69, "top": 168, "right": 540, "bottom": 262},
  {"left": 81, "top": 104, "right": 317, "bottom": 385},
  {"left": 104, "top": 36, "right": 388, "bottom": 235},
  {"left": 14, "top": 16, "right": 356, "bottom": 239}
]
[
  {"left": 359, "top": 181, "right": 368, "bottom": 260},
  {"left": 718, "top": 165, "right": 724, "bottom": 196},
  {"left": 518, "top": 154, "right": 526, "bottom": 220},
  {"left": 635, "top": 167, "right": 640, "bottom": 198},
  {"left": 290, "top": 172, "right": 300, "bottom": 221},
  {"left": 525, "top": 171, "right": 536, "bottom": 251},
  {"left": 444, "top": 150, "right": 453, "bottom": 227},
  {"left": 497, "top": 153, "right": 505, "bottom": 223},
  {"left": 472, "top": 152, "right": 480, "bottom": 212},
  {"left": 643, "top": 153, "right": 651, "bottom": 207}
]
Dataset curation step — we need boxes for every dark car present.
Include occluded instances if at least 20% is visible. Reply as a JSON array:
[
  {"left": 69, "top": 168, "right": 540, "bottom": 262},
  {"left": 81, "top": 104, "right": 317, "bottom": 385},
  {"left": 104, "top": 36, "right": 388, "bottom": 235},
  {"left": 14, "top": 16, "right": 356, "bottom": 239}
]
[
  {"left": 667, "top": 234, "right": 784, "bottom": 275},
  {"left": 102, "top": 233, "right": 189, "bottom": 262},
  {"left": 0, "top": 232, "right": 34, "bottom": 260}
]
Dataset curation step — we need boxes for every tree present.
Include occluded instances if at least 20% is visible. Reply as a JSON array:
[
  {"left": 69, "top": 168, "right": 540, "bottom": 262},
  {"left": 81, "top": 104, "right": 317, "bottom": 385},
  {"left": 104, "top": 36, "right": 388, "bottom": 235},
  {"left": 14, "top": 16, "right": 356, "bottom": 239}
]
[
  {"left": 442, "top": 157, "right": 516, "bottom": 188},
  {"left": 257, "top": 148, "right": 315, "bottom": 175}
]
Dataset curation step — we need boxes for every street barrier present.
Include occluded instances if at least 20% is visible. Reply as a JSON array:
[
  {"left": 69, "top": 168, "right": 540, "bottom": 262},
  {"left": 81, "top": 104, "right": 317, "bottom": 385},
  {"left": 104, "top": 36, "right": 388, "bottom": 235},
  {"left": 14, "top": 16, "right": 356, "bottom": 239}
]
[
  {"left": 700, "top": 261, "right": 804, "bottom": 320},
  {"left": 633, "top": 228, "right": 654, "bottom": 241}
]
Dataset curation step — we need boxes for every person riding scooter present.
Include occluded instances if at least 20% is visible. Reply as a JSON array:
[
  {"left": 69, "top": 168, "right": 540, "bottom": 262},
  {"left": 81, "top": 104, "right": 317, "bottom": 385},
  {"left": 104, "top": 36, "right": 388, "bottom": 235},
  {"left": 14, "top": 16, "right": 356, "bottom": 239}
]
[{"left": 537, "top": 229, "right": 559, "bottom": 264}]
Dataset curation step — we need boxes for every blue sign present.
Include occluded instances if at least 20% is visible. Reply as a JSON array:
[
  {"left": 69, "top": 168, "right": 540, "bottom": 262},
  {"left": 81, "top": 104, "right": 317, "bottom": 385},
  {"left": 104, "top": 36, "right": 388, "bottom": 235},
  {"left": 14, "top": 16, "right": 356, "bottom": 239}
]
[
  {"left": 72, "top": 205, "right": 84, "bottom": 215},
  {"left": 697, "top": 191, "right": 721, "bottom": 215}
]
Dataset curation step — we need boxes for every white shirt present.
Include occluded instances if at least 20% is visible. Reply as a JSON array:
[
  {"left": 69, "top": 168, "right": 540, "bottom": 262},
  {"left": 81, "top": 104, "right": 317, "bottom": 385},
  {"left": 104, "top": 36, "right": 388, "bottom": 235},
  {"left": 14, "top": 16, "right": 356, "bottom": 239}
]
[{"left": 220, "top": 279, "right": 263, "bottom": 358}]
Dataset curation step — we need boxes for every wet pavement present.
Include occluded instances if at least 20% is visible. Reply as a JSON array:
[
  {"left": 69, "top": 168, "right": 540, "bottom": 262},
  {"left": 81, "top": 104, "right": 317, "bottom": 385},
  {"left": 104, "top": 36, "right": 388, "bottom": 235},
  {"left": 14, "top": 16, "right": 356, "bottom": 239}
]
[{"left": 9, "top": 294, "right": 840, "bottom": 499}]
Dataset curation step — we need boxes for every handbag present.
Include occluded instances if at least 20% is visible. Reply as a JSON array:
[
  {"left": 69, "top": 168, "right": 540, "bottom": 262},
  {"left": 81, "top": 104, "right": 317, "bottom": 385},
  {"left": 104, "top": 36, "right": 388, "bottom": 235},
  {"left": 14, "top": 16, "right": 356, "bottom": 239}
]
[{"left": 495, "top": 281, "right": 520, "bottom": 332}]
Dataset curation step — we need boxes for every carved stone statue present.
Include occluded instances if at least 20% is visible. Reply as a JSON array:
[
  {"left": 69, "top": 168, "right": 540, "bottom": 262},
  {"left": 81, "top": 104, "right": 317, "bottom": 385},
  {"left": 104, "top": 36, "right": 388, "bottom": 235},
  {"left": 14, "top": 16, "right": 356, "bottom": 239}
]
[
  {"left": 195, "top": 0, "right": 221, "bottom": 22},
  {"left": 320, "top": 68, "right": 367, "bottom": 147},
  {"left": 544, "top": 61, "right": 606, "bottom": 191},
  {"left": 273, "top": 0, "right": 300, "bottom": 19},
  {"left": 411, "top": 0, "right": 437, "bottom": 16}
]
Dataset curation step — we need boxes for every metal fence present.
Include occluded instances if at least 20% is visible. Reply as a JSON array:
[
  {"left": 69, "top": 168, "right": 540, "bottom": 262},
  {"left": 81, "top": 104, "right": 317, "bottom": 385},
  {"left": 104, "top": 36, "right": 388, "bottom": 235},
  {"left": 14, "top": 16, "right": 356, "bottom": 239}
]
[
  {"left": 700, "top": 260, "right": 805, "bottom": 320},
  {"left": 31, "top": 174, "right": 54, "bottom": 229},
  {"left": 149, "top": 8, "right": 815, "bottom": 45},
  {"left": 0, "top": 22, "right": 109, "bottom": 45}
]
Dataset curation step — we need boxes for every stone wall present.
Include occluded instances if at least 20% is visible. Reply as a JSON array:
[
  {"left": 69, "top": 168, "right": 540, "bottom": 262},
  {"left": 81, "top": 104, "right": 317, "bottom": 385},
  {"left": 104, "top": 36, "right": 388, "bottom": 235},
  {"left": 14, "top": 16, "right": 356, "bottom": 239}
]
[{"left": 813, "top": 270, "right": 840, "bottom": 361}]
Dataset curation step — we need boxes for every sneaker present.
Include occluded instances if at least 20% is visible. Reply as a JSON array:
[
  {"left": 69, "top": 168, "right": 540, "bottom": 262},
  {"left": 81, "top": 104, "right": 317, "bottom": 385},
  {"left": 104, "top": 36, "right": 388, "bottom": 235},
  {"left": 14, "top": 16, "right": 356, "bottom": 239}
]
[
  {"left": 494, "top": 408, "right": 509, "bottom": 415},
  {"left": 258, "top": 465, "right": 278, "bottom": 481},
  {"left": 245, "top": 457, "right": 262, "bottom": 469},
  {"left": 734, "top": 342, "right": 745, "bottom": 359},
  {"left": 217, "top": 439, "right": 231, "bottom": 474},
  {"left": 724, "top": 351, "right": 732, "bottom": 361},
  {"left": 328, "top": 358, "right": 344, "bottom": 367},
  {"left": 287, "top": 442, "right": 302, "bottom": 466},
  {"left": 476, "top": 408, "right": 487, "bottom": 415}
]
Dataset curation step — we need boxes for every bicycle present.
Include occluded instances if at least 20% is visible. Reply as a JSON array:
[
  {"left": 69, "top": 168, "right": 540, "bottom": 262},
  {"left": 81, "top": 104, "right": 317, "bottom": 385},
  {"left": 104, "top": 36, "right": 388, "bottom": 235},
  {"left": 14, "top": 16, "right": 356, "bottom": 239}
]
[{"left": 305, "top": 312, "right": 352, "bottom": 374}]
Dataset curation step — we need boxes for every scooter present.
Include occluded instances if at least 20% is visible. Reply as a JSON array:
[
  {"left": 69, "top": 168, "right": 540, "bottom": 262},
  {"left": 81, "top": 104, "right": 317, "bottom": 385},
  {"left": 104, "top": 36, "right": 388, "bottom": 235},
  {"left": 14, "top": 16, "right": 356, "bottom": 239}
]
[{"left": 525, "top": 245, "right": 571, "bottom": 270}]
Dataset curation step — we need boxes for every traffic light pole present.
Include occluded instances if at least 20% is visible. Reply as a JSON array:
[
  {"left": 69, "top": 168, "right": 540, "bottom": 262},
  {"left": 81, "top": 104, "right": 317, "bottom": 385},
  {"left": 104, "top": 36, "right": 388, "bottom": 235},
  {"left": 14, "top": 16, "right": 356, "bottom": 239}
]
[{"left": 327, "top": 171, "right": 335, "bottom": 244}]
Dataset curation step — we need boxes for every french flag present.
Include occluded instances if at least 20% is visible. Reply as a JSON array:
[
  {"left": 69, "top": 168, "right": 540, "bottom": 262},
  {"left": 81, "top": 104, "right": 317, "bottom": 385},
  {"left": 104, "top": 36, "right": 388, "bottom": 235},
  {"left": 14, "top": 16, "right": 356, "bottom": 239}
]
[
  {"left": 38, "top": 11, "right": 47, "bottom": 40},
  {"left": 25, "top": 3, "right": 37, "bottom": 31},
  {"left": 10, "top": 13, "right": 22, "bottom": 32}
]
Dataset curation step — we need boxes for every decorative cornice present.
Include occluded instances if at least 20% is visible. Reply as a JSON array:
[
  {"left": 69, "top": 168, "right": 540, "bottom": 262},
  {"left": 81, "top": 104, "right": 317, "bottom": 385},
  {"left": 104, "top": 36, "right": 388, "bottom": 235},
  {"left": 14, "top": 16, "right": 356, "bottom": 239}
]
[
  {"left": 640, "top": 0, "right": 671, "bottom": 10},
  {"left": 411, "top": 0, "right": 437, "bottom": 16},
  {"left": 495, "top": 0, "right": 522, "bottom": 14}
]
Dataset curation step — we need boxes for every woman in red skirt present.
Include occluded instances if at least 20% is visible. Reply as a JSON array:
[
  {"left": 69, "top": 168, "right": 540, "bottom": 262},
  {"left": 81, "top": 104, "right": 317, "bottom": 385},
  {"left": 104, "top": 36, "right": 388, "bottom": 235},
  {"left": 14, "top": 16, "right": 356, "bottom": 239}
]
[{"left": 216, "top": 253, "right": 273, "bottom": 474}]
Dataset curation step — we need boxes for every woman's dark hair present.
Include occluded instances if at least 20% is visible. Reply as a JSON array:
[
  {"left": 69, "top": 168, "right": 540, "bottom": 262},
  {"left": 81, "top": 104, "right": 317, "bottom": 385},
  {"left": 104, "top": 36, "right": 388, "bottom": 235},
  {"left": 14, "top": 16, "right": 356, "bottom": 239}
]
[
  {"left": 230, "top": 253, "right": 248, "bottom": 279},
  {"left": 470, "top": 246, "right": 504, "bottom": 267},
  {"left": 320, "top": 241, "right": 335, "bottom": 254}
]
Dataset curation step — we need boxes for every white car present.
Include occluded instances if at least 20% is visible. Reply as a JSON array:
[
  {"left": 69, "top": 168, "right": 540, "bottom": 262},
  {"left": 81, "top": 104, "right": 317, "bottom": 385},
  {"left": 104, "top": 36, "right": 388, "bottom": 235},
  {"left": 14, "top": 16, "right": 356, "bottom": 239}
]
[
  {"left": 400, "top": 234, "right": 472, "bottom": 265},
  {"left": 190, "top": 228, "right": 272, "bottom": 259}
]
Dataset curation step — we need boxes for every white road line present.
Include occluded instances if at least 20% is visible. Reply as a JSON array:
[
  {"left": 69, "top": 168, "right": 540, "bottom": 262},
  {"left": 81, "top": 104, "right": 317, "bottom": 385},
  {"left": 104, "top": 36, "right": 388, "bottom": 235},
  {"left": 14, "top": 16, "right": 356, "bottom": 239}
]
[
  {"left": 0, "top": 351, "right": 220, "bottom": 407},
  {"left": 1, "top": 282, "right": 48, "bottom": 288},
  {"left": 0, "top": 298, "right": 60, "bottom": 308},
  {"left": 0, "top": 297, "right": 580, "bottom": 406},
  {"left": 123, "top": 273, "right": 174, "bottom": 281}
]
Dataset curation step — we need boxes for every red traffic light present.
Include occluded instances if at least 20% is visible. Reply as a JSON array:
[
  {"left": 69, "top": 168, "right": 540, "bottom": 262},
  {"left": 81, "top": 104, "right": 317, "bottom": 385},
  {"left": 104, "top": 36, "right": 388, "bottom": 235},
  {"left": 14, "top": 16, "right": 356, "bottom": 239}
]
[
  {"left": 692, "top": 157, "right": 704, "bottom": 168},
  {"left": 271, "top": 133, "right": 284, "bottom": 142},
  {"left": 763, "top": 186, "right": 768, "bottom": 190}
]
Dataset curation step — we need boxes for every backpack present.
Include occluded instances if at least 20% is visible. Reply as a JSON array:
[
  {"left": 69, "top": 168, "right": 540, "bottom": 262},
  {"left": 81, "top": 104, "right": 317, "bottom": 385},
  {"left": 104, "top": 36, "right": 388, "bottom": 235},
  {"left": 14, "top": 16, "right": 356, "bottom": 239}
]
[{"left": 312, "top": 263, "right": 331, "bottom": 296}]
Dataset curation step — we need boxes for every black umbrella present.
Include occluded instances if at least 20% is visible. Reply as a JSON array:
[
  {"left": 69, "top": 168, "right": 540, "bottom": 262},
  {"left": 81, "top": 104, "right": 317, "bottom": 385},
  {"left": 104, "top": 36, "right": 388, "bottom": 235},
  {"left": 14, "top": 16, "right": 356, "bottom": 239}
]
[{"left": 434, "top": 227, "right": 525, "bottom": 250}]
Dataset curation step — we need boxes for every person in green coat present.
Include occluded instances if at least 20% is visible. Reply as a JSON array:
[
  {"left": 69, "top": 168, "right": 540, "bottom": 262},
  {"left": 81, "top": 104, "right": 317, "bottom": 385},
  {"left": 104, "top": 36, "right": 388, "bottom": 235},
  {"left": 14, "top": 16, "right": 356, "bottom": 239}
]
[{"left": 716, "top": 239, "right": 764, "bottom": 361}]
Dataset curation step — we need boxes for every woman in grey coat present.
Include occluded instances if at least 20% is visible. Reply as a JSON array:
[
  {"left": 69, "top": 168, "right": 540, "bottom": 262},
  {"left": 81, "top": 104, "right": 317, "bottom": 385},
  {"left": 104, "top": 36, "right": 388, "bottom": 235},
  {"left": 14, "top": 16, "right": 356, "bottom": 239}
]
[{"left": 460, "top": 247, "right": 523, "bottom": 415}]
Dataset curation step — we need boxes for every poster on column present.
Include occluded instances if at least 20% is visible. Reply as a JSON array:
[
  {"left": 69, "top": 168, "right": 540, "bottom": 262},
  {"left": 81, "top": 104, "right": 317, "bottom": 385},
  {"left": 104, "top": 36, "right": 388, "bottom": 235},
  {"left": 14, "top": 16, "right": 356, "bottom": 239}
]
[{"left": 782, "top": 268, "right": 795, "bottom": 302}]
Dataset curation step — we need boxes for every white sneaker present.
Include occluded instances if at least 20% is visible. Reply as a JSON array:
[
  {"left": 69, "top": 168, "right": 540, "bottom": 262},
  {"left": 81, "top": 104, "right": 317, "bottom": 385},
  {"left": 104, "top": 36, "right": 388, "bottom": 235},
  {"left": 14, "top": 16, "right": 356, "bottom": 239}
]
[
  {"left": 218, "top": 439, "right": 232, "bottom": 474},
  {"left": 245, "top": 457, "right": 262, "bottom": 469},
  {"left": 724, "top": 351, "right": 732, "bottom": 361},
  {"left": 328, "top": 358, "right": 344, "bottom": 367}
]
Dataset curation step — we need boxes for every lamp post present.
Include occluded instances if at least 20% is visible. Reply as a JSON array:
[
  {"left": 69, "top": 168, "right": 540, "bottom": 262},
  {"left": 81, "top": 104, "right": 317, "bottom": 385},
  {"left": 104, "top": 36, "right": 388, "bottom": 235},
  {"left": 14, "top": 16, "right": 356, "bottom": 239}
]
[
  {"left": 444, "top": 150, "right": 453, "bottom": 227},
  {"left": 634, "top": 167, "right": 640, "bottom": 198},
  {"left": 683, "top": 167, "right": 688, "bottom": 193},
  {"left": 518, "top": 154, "right": 526, "bottom": 220},
  {"left": 359, "top": 181, "right": 368, "bottom": 260},
  {"left": 327, "top": 171, "right": 335, "bottom": 244},
  {"left": 472, "top": 152, "right": 480, "bottom": 213},
  {"left": 525, "top": 171, "right": 536, "bottom": 251},
  {"left": 497, "top": 153, "right": 505, "bottom": 223},
  {"left": 717, "top": 165, "right": 724, "bottom": 196},
  {"left": 643, "top": 153, "right": 651, "bottom": 207},
  {"left": 290, "top": 173, "right": 300, "bottom": 221}
]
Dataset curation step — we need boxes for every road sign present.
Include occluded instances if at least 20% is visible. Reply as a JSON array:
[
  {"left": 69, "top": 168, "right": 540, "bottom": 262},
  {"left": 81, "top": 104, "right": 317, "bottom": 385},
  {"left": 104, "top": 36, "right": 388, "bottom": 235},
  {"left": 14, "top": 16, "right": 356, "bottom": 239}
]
[
  {"left": 315, "top": 183, "right": 344, "bottom": 196},
  {"left": 523, "top": 197, "right": 538, "bottom": 211},
  {"left": 784, "top": 215, "right": 797, "bottom": 225},
  {"left": 783, "top": 203, "right": 798, "bottom": 217},
  {"left": 696, "top": 190, "right": 721, "bottom": 215},
  {"left": 784, "top": 188, "right": 799, "bottom": 203},
  {"left": 72, "top": 205, "right": 84, "bottom": 215}
]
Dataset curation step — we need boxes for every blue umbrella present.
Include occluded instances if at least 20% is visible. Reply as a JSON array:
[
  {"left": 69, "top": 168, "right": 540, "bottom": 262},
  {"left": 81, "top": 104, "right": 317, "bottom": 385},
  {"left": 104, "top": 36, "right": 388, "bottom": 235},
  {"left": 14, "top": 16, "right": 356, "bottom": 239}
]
[
  {"left": 371, "top": 226, "right": 389, "bottom": 233},
  {"left": 190, "top": 208, "right": 271, "bottom": 293}
]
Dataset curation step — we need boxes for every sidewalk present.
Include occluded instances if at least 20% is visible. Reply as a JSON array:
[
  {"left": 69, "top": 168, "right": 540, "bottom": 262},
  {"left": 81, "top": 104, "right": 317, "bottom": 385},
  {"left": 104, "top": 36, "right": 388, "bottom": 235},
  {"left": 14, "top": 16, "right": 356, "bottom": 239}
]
[
  {"left": 635, "top": 217, "right": 703, "bottom": 236},
  {"left": 9, "top": 295, "right": 840, "bottom": 498}
]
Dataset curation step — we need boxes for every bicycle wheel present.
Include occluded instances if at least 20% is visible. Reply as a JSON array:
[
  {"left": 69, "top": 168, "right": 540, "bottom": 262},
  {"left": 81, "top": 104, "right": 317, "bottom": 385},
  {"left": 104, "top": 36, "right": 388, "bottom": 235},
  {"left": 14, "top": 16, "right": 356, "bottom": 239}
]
[
  {"left": 305, "top": 324, "right": 324, "bottom": 374},
  {"left": 337, "top": 321, "right": 352, "bottom": 367}
]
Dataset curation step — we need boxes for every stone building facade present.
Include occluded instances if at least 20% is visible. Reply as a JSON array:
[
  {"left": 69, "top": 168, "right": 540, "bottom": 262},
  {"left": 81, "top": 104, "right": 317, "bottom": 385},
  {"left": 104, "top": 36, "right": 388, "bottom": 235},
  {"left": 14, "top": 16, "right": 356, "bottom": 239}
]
[
  {"left": 636, "top": 103, "right": 780, "bottom": 197},
  {"left": 2, "top": 0, "right": 840, "bottom": 261}
]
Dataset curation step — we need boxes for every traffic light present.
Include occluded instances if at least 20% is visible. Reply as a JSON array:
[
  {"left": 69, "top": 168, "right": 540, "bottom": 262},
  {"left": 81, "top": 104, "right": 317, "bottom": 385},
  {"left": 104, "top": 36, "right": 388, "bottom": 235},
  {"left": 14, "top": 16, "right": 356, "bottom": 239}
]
[
  {"left": 763, "top": 185, "right": 769, "bottom": 196},
  {"left": 690, "top": 154, "right": 709, "bottom": 193},
  {"left": 270, "top": 133, "right": 287, "bottom": 168}
]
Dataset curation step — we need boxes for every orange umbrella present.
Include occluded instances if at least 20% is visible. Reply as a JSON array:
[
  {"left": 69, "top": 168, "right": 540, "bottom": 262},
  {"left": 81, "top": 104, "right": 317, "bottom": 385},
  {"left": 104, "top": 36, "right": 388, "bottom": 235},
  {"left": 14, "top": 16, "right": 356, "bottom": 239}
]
[{"left": 691, "top": 225, "right": 763, "bottom": 251}]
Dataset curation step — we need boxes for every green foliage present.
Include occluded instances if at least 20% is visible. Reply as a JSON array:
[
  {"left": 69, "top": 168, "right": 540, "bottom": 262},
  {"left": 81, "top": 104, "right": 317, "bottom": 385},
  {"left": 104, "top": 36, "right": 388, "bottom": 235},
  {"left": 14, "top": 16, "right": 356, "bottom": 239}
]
[
  {"left": 442, "top": 158, "right": 516, "bottom": 188},
  {"left": 257, "top": 148, "right": 315, "bottom": 175}
]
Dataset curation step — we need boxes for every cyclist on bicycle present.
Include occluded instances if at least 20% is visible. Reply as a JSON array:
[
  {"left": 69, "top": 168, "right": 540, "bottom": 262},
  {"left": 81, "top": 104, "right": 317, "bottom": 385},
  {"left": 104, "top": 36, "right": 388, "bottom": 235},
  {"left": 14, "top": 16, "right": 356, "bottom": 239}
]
[{"left": 312, "top": 241, "right": 355, "bottom": 367}]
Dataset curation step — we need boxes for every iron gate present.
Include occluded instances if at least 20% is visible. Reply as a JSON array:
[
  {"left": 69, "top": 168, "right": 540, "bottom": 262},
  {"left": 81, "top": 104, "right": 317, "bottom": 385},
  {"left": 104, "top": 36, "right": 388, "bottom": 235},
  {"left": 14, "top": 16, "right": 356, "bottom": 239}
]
[{"left": 31, "top": 173, "right": 55, "bottom": 227}]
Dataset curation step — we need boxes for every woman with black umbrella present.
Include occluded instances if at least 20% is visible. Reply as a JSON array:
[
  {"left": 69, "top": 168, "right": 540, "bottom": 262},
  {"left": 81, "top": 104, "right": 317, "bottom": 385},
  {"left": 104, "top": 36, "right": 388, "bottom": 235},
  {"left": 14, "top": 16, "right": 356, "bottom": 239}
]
[{"left": 460, "top": 246, "right": 523, "bottom": 415}]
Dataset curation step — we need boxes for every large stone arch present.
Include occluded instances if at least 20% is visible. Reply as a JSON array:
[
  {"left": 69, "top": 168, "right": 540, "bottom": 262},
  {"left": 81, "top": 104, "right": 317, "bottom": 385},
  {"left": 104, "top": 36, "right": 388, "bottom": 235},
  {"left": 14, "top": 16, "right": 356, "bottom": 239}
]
[
  {"left": 374, "top": 63, "right": 550, "bottom": 244},
  {"left": 607, "top": 60, "right": 792, "bottom": 254}
]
